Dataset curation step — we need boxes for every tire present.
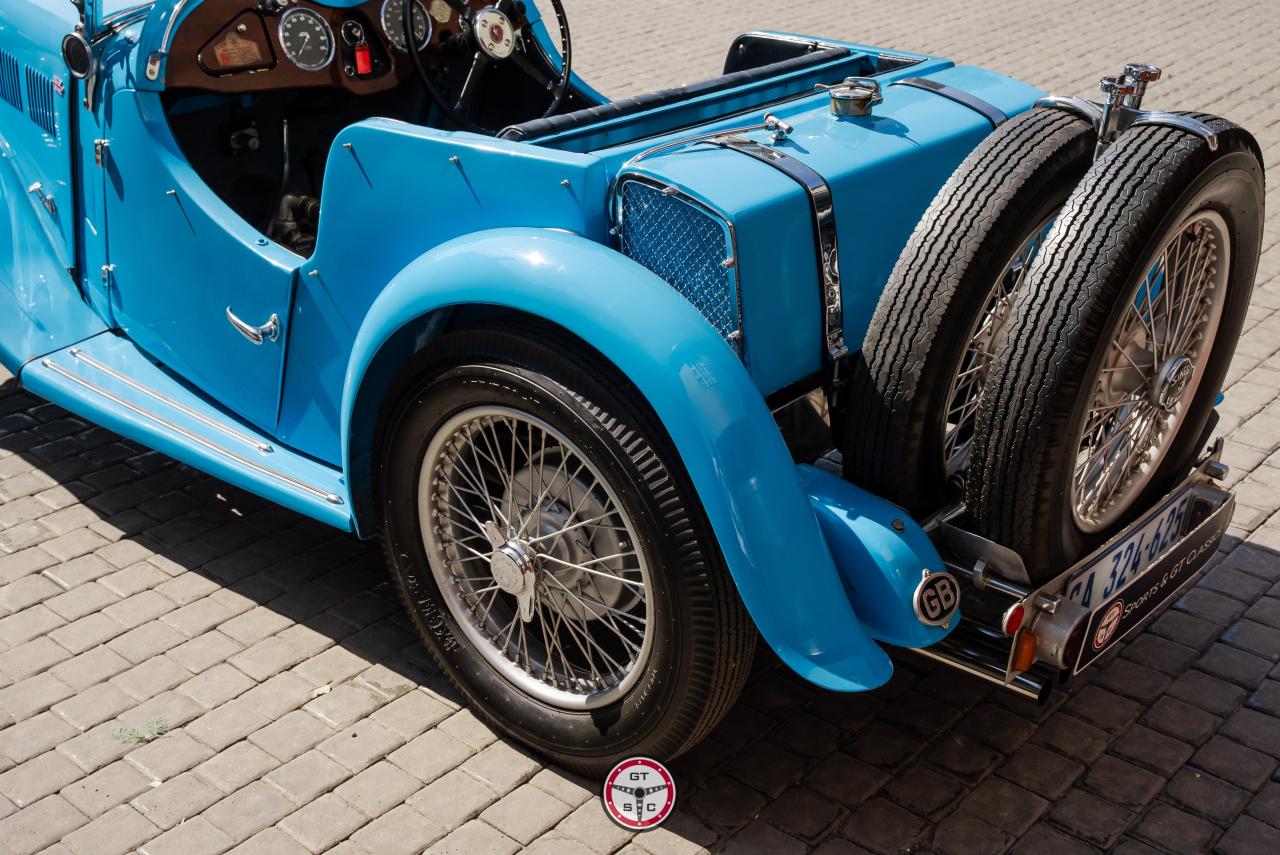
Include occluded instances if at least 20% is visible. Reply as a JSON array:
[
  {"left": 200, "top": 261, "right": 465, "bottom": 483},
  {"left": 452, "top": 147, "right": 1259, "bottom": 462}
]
[
  {"left": 844, "top": 108, "right": 1096, "bottom": 514},
  {"left": 378, "top": 328, "right": 755, "bottom": 776},
  {"left": 966, "top": 116, "right": 1264, "bottom": 581}
]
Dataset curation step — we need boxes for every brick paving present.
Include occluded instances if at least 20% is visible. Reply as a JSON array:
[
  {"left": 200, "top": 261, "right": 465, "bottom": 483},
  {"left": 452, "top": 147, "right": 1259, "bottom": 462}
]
[{"left": 2, "top": 1, "right": 1280, "bottom": 853}]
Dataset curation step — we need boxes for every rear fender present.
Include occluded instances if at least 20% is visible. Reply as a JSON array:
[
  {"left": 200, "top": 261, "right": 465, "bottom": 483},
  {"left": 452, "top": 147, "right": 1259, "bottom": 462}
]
[{"left": 343, "top": 228, "right": 892, "bottom": 691}]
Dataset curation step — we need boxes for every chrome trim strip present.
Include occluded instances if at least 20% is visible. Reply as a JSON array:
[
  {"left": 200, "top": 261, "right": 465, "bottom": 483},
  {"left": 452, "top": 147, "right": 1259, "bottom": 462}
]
[
  {"left": 146, "top": 0, "right": 193, "bottom": 81},
  {"left": 613, "top": 173, "right": 745, "bottom": 354},
  {"left": 68, "top": 348, "right": 274, "bottom": 454},
  {"left": 892, "top": 77, "right": 1008, "bottom": 128},
  {"left": 708, "top": 134, "right": 848, "bottom": 360},
  {"left": 98, "top": 3, "right": 154, "bottom": 41},
  {"left": 41, "top": 360, "right": 343, "bottom": 505}
]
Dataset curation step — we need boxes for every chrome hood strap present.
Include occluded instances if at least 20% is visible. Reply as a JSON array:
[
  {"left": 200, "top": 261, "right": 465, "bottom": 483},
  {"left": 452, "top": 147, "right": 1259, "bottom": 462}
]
[{"left": 708, "top": 134, "right": 848, "bottom": 361}]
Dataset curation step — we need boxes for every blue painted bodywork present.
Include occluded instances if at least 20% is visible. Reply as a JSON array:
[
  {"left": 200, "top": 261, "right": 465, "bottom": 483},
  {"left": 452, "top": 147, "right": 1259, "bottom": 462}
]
[{"left": 0, "top": 0, "right": 1047, "bottom": 691}]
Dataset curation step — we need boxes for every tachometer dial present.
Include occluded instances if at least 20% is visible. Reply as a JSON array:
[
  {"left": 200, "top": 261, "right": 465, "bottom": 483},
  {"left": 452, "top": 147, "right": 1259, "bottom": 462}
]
[
  {"left": 381, "top": 0, "right": 432, "bottom": 52},
  {"left": 279, "top": 7, "right": 334, "bottom": 72}
]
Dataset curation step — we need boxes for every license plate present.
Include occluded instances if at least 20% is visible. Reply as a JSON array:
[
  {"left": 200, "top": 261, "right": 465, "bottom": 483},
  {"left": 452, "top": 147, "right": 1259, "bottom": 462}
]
[
  {"left": 1070, "top": 487, "right": 1233, "bottom": 674},
  {"left": 1065, "top": 488, "right": 1194, "bottom": 610}
]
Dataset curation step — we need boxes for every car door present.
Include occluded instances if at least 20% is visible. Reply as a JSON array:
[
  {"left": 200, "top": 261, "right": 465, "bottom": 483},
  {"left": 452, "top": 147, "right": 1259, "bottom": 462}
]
[{"left": 102, "top": 85, "right": 297, "bottom": 432}]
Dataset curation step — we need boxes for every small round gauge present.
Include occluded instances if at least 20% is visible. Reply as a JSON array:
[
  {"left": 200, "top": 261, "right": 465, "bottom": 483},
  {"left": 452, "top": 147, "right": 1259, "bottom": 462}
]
[
  {"left": 279, "top": 7, "right": 335, "bottom": 72},
  {"left": 381, "top": 0, "right": 432, "bottom": 52}
]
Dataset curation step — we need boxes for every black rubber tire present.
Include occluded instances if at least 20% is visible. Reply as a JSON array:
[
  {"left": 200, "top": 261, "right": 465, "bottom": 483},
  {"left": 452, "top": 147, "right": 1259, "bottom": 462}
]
[
  {"left": 378, "top": 328, "right": 755, "bottom": 776},
  {"left": 844, "top": 108, "right": 1096, "bottom": 514},
  {"left": 966, "top": 116, "right": 1264, "bottom": 581}
]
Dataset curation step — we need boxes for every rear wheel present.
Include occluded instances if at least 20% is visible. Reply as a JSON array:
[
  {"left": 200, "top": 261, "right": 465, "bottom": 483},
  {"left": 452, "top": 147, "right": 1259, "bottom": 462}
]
[
  {"left": 379, "top": 329, "right": 755, "bottom": 775},
  {"left": 844, "top": 109, "right": 1095, "bottom": 513},
  {"left": 966, "top": 117, "right": 1264, "bottom": 580}
]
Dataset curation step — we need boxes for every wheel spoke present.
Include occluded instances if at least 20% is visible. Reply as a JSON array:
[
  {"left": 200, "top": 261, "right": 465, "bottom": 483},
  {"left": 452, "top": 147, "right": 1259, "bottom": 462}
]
[
  {"left": 1070, "top": 213, "right": 1228, "bottom": 530},
  {"left": 420, "top": 405, "right": 653, "bottom": 709}
]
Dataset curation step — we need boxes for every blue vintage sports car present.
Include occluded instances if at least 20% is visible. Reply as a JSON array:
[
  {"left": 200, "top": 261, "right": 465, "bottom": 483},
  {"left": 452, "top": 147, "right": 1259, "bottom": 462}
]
[{"left": 1, "top": 0, "right": 1262, "bottom": 773}]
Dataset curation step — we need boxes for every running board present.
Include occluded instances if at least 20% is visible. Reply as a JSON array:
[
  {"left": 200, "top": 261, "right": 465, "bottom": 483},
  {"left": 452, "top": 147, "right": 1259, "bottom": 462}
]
[{"left": 21, "top": 333, "right": 352, "bottom": 531}]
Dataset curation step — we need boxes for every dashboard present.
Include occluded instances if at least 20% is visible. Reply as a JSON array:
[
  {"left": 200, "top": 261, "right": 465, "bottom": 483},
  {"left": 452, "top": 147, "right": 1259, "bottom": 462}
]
[{"left": 165, "top": 0, "right": 488, "bottom": 95}]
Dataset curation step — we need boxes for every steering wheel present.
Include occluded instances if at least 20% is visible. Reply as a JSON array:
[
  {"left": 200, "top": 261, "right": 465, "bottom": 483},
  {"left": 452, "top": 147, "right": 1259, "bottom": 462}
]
[{"left": 405, "top": 0, "right": 572, "bottom": 135}]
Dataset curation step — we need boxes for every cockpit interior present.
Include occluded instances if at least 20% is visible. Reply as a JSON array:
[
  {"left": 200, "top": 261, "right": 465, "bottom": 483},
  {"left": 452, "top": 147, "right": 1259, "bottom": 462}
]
[{"left": 160, "top": 0, "right": 910, "bottom": 256}]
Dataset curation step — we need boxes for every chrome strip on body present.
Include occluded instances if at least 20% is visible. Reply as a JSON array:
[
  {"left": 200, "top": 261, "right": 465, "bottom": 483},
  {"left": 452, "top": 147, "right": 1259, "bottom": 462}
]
[
  {"left": 40, "top": 360, "right": 343, "bottom": 505},
  {"left": 68, "top": 348, "right": 274, "bottom": 454},
  {"left": 891, "top": 77, "right": 1008, "bottom": 128},
  {"left": 708, "top": 133, "right": 848, "bottom": 360}
]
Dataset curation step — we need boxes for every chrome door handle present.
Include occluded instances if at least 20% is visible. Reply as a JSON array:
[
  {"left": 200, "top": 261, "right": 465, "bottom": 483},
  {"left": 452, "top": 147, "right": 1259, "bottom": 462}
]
[
  {"left": 226, "top": 307, "right": 280, "bottom": 345},
  {"left": 27, "top": 182, "right": 57, "bottom": 216}
]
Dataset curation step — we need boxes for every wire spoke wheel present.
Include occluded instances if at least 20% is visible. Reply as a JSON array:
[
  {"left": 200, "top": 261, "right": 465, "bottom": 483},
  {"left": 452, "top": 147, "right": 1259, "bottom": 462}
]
[
  {"left": 942, "top": 215, "right": 1056, "bottom": 477},
  {"left": 1070, "top": 209, "right": 1229, "bottom": 532},
  {"left": 418, "top": 406, "right": 653, "bottom": 710}
]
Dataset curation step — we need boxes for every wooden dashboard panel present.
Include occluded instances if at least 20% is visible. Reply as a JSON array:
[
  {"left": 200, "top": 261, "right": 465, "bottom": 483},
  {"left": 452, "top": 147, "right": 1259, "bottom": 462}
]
[{"left": 166, "top": 0, "right": 483, "bottom": 95}]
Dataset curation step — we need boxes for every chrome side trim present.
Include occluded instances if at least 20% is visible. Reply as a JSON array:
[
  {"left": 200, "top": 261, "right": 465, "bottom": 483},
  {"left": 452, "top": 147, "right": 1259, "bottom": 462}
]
[
  {"left": 41, "top": 360, "right": 343, "bottom": 505},
  {"left": 68, "top": 348, "right": 274, "bottom": 454},
  {"left": 709, "top": 134, "right": 848, "bottom": 360},
  {"left": 98, "top": 3, "right": 154, "bottom": 42},
  {"left": 892, "top": 77, "right": 1008, "bottom": 128}
]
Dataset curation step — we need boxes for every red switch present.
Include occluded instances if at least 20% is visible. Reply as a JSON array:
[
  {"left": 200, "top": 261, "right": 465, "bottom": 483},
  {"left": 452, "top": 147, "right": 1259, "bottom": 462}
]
[{"left": 355, "top": 43, "right": 372, "bottom": 76}]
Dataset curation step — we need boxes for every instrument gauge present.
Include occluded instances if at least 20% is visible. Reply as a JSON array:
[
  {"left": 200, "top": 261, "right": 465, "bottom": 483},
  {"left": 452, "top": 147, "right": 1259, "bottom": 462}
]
[
  {"left": 279, "top": 7, "right": 334, "bottom": 71},
  {"left": 381, "top": 0, "right": 432, "bottom": 52}
]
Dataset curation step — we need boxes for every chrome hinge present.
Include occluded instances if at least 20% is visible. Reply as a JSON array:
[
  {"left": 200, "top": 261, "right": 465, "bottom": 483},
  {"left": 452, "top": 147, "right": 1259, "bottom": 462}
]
[
  {"left": 101, "top": 263, "right": 116, "bottom": 290},
  {"left": 94, "top": 139, "right": 109, "bottom": 167}
]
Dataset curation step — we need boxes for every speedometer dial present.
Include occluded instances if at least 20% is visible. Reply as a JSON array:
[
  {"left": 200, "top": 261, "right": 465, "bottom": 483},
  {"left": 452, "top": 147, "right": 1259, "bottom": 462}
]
[
  {"left": 279, "top": 7, "right": 334, "bottom": 72},
  {"left": 381, "top": 0, "right": 432, "bottom": 52}
]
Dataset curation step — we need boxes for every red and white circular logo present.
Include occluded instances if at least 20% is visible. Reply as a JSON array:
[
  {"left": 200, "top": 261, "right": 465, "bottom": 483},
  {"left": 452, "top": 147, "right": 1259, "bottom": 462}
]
[
  {"left": 1093, "top": 601, "right": 1125, "bottom": 650},
  {"left": 602, "top": 757, "right": 676, "bottom": 830}
]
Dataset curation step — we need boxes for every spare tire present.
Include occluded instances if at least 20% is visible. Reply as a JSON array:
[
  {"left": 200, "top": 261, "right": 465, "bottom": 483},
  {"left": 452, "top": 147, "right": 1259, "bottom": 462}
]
[
  {"left": 966, "top": 115, "right": 1264, "bottom": 581},
  {"left": 844, "top": 108, "right": 1095, "bottom": 514}
]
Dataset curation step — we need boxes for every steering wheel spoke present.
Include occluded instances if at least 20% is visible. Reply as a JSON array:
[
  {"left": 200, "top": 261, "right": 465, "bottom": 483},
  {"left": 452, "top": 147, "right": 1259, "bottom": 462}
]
[
  {"left": 509, "top": 49, "right": 552, "bottom": 90},
  {"left": 453, "top": 50, "right": 491, "bottom": 114}
]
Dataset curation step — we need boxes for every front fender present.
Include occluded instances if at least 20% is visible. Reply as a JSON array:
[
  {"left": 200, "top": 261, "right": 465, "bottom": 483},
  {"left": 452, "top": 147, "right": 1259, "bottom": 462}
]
[{"left": 342, "top": 228, "right": 892, "bottom": 692}]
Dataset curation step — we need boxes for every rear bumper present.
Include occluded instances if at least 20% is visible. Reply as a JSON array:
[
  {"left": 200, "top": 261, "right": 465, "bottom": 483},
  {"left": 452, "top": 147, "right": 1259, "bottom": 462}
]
[{"left": 920, "top": 441, "right": 1234, "bottom": 701}]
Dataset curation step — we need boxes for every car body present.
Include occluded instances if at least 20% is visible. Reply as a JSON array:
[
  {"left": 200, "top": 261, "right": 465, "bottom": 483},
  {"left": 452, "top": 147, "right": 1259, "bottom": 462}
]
[{"left": 1, "top": 0, "right": 1243, "bottom": 746}]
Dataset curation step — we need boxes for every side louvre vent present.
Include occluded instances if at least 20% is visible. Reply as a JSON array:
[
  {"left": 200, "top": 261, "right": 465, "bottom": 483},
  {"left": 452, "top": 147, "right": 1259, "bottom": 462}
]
[
  {"left": 0, "top": 50, "right": 20, "bottom": 111},
  {"left": 25, "top": 68, "right": 58, "bottom": 137},
  {"left": 617, "top": 177, "right": 743, "bottom": 355}
]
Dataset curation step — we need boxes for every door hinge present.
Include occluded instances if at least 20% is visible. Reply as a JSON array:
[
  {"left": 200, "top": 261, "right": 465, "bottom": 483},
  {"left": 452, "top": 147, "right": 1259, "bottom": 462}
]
[
  {"left": 101, "top": 263, "right": 116, "bottom": 290},
  {"left": 94, "top": 139, "right": 110, "bottom": 167}
]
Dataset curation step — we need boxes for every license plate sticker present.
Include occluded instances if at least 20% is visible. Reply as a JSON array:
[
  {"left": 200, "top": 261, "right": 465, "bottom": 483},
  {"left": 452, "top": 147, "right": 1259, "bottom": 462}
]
[{"left": 1065, "top": 489, "right": 1193, "bottom": 609}]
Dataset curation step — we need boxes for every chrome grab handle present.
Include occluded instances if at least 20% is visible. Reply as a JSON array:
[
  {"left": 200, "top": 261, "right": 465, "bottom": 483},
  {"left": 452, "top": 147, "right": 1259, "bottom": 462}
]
[
  {"left": 27, "top": 182, "right": 57, "bottom": 216},
  {"left": 226, "top": 307, "right": 280, "bottom": 345},
  {"left": 146, "top": 0, "right": 193, "bottom": 80}
]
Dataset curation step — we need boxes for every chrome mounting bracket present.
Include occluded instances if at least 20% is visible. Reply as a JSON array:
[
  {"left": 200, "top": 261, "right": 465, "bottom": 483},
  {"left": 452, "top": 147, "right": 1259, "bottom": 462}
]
[{"left": 1036, "top": 63, "right": 1217, "bottom": 160}]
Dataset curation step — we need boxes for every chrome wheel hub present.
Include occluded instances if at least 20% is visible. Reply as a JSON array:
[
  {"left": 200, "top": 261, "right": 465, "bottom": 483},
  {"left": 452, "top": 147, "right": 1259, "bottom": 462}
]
[
  {"left": 1154, "top": 355, "right": 1194, "bottom": 411},
  {"left": 1070, "top": 210, "right": 1229, "bottom": 532},
  {"left": 418, "top": 407, "right": 652, "bottom": 710}
]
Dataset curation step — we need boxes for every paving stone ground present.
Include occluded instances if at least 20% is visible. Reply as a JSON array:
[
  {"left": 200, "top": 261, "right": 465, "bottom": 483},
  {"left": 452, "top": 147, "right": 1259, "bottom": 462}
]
[{"left": 2, "top": 1, "right": 1280, "bottom": 853}]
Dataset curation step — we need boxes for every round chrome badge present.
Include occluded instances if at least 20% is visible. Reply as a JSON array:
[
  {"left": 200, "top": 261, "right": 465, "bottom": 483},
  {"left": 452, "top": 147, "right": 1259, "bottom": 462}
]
[
  {"left": 602, "top": 757, "right": 676, "bottom": 830},
  {"left": 474, "top": 7, "right": 516, "bottom": 59},
  {"left": 913, "top": 570, "right": 961, "bottom": 627},
  {"left": 1093, "top": 601, "right": 1125, "bottom": 650}
]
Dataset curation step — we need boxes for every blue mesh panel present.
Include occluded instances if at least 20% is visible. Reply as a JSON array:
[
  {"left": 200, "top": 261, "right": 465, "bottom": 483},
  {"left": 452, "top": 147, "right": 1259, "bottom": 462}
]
[{"left": 619, "top": 180, "right": 741, "bottom": 354}]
